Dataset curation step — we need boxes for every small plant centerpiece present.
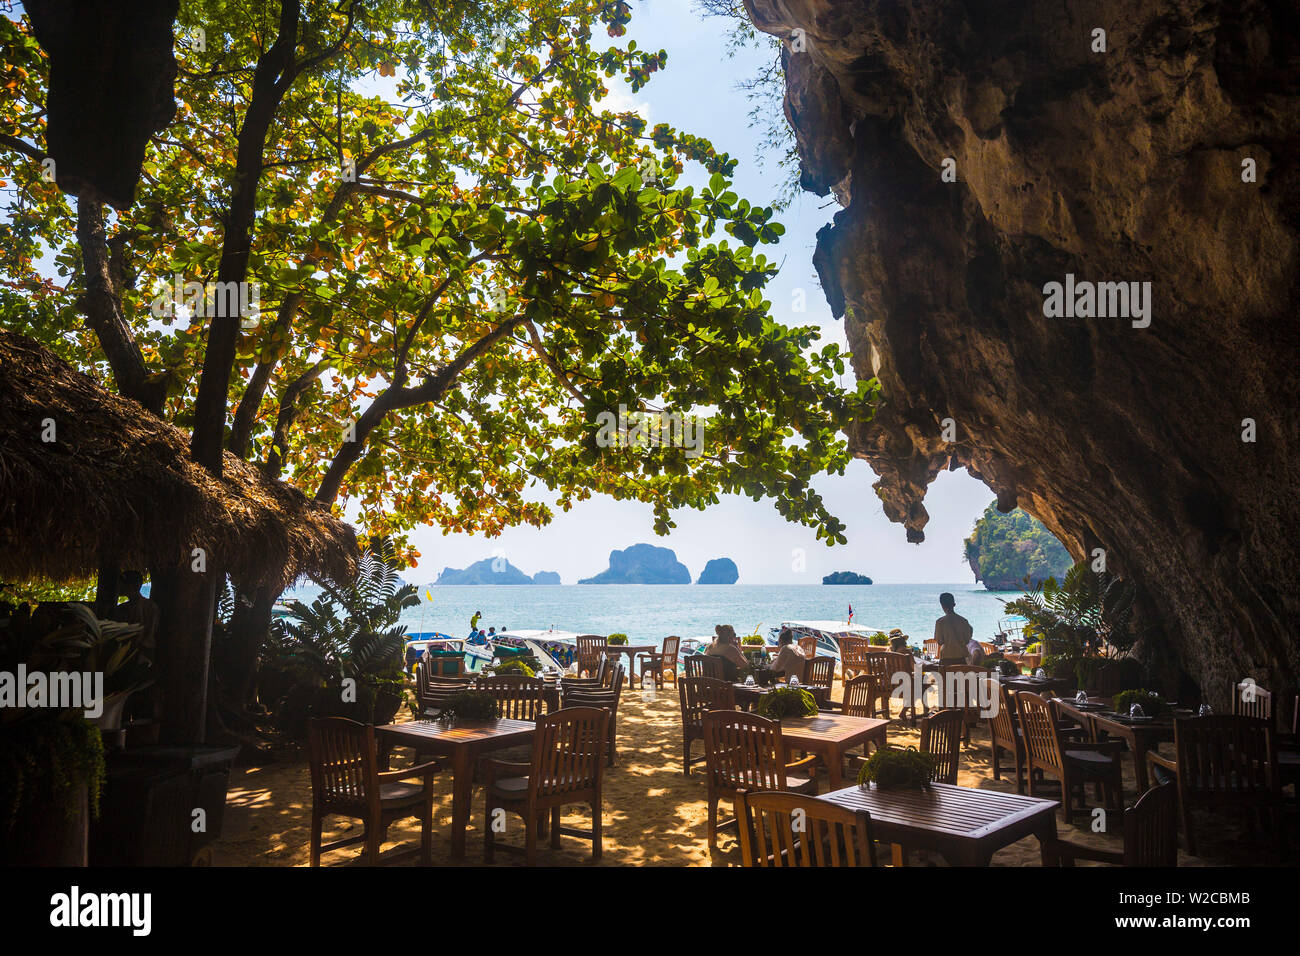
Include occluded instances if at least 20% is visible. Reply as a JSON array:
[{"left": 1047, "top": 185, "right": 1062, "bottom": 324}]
[
  {"left": 741, "top": 634, "right": 766, "bottom": 646},
  {"left": 741, "top": 631, "right": 767, "bottom": 668},
  {"left": 607, "top": 633, "right": 628, "bottom": 645},
  {"left": 438, "top": 691, "right": 500, "bottom": 723},
  {"left": 1112, "top": 689, "right": 1170, "bottom": 718},
  {"left": 756, "top": 686, "right": 818, "bottom": 719},
  {"left": 868, "top": 631, "right": 889, "bottom": 646},
  {"left": 857, "top": 746, "right": 937, "bottom": 791}
]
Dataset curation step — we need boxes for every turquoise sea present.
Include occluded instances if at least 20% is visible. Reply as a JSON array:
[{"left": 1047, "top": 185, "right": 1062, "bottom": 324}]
[{"left": 363, "top": 582, "right": 1027, "bottom": 645}]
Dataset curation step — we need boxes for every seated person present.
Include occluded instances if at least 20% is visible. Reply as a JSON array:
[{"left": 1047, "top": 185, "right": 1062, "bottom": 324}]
[
  {"left": 769, "top": 628, "right": 808, "bottom": 683},
  {"left": 889, "top": 630, "right": 910, "bottom": 655},
  {"left": 705, "top": 624, "right": 749, "bottom": 682}
]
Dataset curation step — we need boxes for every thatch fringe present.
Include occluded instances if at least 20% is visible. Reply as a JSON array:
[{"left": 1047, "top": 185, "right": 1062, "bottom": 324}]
[{"left": 0, "top": 330, "right": 358, "bottom": 590}]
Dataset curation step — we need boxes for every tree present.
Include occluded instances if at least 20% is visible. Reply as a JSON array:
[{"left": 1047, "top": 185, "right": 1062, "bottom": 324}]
[{"left": 0, "top": 1, "right": 874, "bottom": 738}]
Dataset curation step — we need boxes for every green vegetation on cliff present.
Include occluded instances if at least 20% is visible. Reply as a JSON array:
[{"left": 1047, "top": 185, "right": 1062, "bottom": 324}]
[{"left": 964, "top": 503, "right": 1071, "bottom": 590}]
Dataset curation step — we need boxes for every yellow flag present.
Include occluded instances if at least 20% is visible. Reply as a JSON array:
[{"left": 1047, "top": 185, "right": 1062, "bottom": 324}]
[{"left": 425, "top": 590, "right": 432, "bottom": 602}]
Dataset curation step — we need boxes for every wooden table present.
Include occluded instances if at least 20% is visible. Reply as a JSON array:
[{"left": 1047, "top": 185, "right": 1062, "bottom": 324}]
[
  {"left": 377, "top": 718, "right": 535, "bottom": 861},
  {"left": 732, "top": 682, "right": 832, "bottom": 712},
  {"left": 1053, "top": 698, "right": 1177, "bottom": 792},
  {"left": 1001, "top": 675, "right": 1073, "bottom": 695},
  {"left": 601, "top": 644, "right": 657, "bottom": 680},
  {"left": 778, "top": 714, "right": 889, "bottom": 790},
  {"left": 822, "top": 782, "right": 1060, "bottom": 866}
]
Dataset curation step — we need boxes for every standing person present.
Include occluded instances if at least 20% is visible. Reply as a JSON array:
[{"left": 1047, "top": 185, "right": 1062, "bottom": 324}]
[{"left": 933, "top": 592, "right": 973, "bottom": 663}]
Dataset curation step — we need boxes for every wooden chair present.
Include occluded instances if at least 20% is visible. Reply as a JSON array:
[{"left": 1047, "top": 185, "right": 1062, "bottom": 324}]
[
  {"left": 804, "top": 656, "right": 837, "bottom": 710},
  {"left": 575, "top": 635, "right": 607, "bottom": 677},
  {"left": 415, "top": 670, "right": 472, "bottom": 717},
  {"left": 1231, "top": 680, "right": 1273, "bottom": 723},
  {"left": 307, "top": 717, "right": 439, "bottom": 866},
  {"left": 1016, "top": 691, "right": 1124, "bottom": 825},
  {"left": 988, "top": 682, "right": 1027, "bottom": 793},
  {"left": 737, "top": 791, "right": 876, "bottom": 867},
  {"left": 797, "top": 635, "right": 818, "bottom": 659},
  {"left": 683, "top": 654, "right": 726, "bottom": 681},
  {"left": 701, "top": 710, "right": 819, "bottom": 850},
  {"left": 678, "top": 676, "right": 736, "bottom": 775},
  {"left": 483, "top": 707, "right": 609, "bottom": 865},
  {"left": 474, "top": 674, "right": 544, "bottom": 721},
  {"left": 1044, "top": 781, "right": 1180, "bottom": 866},
  {"left": 637, "top": 636, "right": 681, "bottom": 689},
  {"left": 867, "top": 651, "right": 917, "bottom": 723},
  {"left": 838, "top": 637, "right": 872, "bottom": 681},
  {"left": 838, "top": 674, "right": 884, "bottom": 773},
  {"left": 1147, "top": 715, "right": 1281, "bottom": 857},
  {"left": 564, "top": 664, "right": 625, "bottom": 766},
  {"left": 920, "top": 708, "right": 965, "bottom": 785}
]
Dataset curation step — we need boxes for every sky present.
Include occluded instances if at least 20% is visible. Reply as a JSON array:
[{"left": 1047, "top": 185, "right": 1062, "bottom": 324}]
[{"left": 396, "top": 0, "right": 1000, "bottom": 586}]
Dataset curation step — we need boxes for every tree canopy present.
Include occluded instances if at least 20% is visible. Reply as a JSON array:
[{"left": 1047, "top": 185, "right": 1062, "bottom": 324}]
[{"left": 0, "top": 0, "right": 874, "bottom": 574}]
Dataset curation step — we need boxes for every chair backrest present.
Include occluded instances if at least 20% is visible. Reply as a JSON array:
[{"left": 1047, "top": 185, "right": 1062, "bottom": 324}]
[
  {"left": 575, "top": 635, "right": 607, "bottom": 676},
  {"left": 841, "top": 674, "right": 878, "bottom": 718},
  {"left": 679, "top": 676, "right": 737, "bottom": 733},
  {"left": 1015, "top": 692, "right": 1065, "bottom": 777},
  {"left": 936, "top": 663, "right": 985, "bottom": 723},
  {"left": 417, "top": 672, "right": 472, "bottom": 713},
  {"left": 528, "top": 706, "right": 609, "bottom": 800},
  {"left": 797, "top": 636, "right": 818, "bottom": 659},
  {"left": 685, "top": 654, "right": 727, "bottom": 681},
  {"left": 1122, "top": 782, "right": 1179, "bottom": 866},
  {"left": 839, "top": 637, "right": 872, "bottom": 672},
  {"left": 1173, "top": 715, "right": 1278, "bottom": 799},
  {"left": 986, "top": 680, "right": 1018, "bottom": 747},
  {"left": 805, "top": 656, "right": 836, "bottom": 689},
  {"left": 474, "top": 674, "right": 543, "bottom": 721},
  {"left": 920, "top": 708, "right": 965, "bottom": 784},
  {"left": 567, "top": 664, "right": 624, "bottom": 708},
  {"left": 702, "top": 710, "right": 790, "bottom": 795},
  {"left": 308, "top": 717, "right": 377, "bottom": 812},
  {"left": 1231, "top": 681, "right": 1273, "bottom": 723},
  {"left": 738, "top": 791, "right": 876, "bottom": 867},
  {"left": 661, "top": 636, "right": 681, "bottom": 667}
]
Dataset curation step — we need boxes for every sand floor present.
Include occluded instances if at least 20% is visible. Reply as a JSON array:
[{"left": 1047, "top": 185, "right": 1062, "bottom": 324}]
[{"left": 212, "top": 685, "right": 1286, "bottom": 867}]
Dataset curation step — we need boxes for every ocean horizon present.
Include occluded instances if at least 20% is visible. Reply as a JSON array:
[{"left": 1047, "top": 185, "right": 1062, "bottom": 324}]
[{"left": 286, "top": 581, "right": 1029, "bottom": 646}]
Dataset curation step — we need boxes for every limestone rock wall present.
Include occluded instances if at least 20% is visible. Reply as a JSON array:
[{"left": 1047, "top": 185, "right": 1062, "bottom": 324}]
[{"left": 744, "top": 0, "right": 1300, "bottom": 704}]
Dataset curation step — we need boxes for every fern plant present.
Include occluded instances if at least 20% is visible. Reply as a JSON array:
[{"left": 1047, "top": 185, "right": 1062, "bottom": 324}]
[
  {"left": 756, "top": 686, "right": 817, "bottom": 719},
  {"left": 1004, "top": 561, "right": 1140, "bottom": 690}
]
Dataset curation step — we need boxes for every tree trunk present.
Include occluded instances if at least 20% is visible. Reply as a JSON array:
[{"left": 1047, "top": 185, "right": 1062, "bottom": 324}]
[
  {"left": 225, "top": 585, "right": 276, "bottom": 708},
  {"left": 149, "top": 563, "right": 217, "bottom": 745}
]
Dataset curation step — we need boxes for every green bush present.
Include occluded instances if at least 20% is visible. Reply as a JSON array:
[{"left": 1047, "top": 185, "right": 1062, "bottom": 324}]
[
  {"left": 857, "top": 746, "right": 936, "bottom": 790},
  {"left": 607, "top": 633, "right": 628, "bottom": 645},
  {"left": 1112, "top": 689, "right": 1169, "bottom": 718},
  {"left": 493, "top": 659, "right": 535, "bottom": 677},
  {"left": 439, "top": 691, "right": 500, "bottom": 721},
  {"left": 741, "top": 634, "right": 765, "bottom": 646},
  {"left": 868, "top": 631, "right": 889, "bottom": 646},
  {"left": 756, "top": 687, "right": 818, "bottom": 719}
]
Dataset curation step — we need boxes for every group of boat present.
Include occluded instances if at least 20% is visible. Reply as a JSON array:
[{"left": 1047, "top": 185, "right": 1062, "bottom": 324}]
[{"left": 397, "top": 618, "right": 1031, "bottom": 676}]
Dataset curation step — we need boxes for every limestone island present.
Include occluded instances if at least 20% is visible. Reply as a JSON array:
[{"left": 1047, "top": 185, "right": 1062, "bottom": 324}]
[
  {"left": 579, "top": 543, "right": 691, "bottom": 584},
  {"left": 822, "top": 571, "right": 873, "bottom": 585},
  {"left": 434, "top": 557, "right": 562, "bottom": 585},
  {"left": 696, "top": 558, "right": 739, "bottom": 584}
]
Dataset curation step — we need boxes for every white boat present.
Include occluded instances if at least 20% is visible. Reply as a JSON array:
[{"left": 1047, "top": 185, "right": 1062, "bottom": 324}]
[
  {"left": 491, "top": 628, "right": 588, "bottom": 672},
  {"left": 403, "top": 633, "right": 494, "bottom": 674},
  {"left": 770, "top": 620, "right": 890, "bottom": 660}
]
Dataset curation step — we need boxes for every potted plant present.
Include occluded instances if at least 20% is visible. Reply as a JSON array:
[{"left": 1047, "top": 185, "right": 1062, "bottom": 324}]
[
  {"left": 755, "top": 686, "right": 818, "bottom": 719},
  {"left": 607, "top": 633, "right": 628, "bottom": 646},
  {"left": 856, "top": 746, "right": 937, "bottom": 791},
  {"left": 438, "top": 691, "right": 500, "bottom": 724},
  {"left": 1112, "top": 689, "right": 1170, "bottom": 718},
  {"left": 868, "top": 631, "right": 889, "bottom": 646},
  {"left": 493, "top": 658, "right": 535, "bottom": 678}
]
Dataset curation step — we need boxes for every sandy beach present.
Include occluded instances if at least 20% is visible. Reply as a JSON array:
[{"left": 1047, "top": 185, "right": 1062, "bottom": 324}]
[{"left": 211, "top": 684, "right": 1268, "bottom": 867}]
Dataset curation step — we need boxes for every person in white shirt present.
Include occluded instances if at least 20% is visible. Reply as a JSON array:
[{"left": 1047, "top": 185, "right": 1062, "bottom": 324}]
[
  {"left": 933, "top": 592, "right": 974, "bottom": 663},
  {"left": 769, "top": 627, "right": 808, "bottom": 682}
]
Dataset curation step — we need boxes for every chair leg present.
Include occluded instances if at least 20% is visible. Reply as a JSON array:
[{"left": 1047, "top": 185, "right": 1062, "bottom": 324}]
[
  {"left": 1013, "top": 753, "right": 1025, "bottom": 794},
  {"left": 683, "top": 736, "right": 692, "bottom": 777},
  {"left": 365, "top": 818, "right": 382, "bottom": 865},
  {"left": 707, "top": 791, "right": 719, "bottom": 849},
  {"left": 991, "top": 743, "right": 1001, "bottom": 780},
  {"left": 1061, "top": 775, "right": 1074, "bottom": 825},
  {"left": 421, "top": 791, "right": 433, "bottom": 865},
  {"left": 550, "top": 807, "right": 562, "bottom": 849},
  {"left": 525, "top": 809, "right": 538, "bottom": 866},
  {"left": 310, "top": 811, "right": 323, "bottom": 867},
  {"left": 484, "top": 799, "right": 497, "bottom": 862},
  {"left": 592, "top": 796, "right": 603, "bottom": 862}
]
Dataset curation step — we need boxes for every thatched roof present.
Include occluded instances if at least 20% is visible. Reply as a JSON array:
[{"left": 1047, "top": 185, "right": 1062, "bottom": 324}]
[{"left": 0, "top": 330, "right": 358, "bottom": 589}]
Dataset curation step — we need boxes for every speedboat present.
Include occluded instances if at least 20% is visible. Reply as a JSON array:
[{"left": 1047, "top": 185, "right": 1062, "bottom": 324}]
[
  {"left": 403, "top": 633, "right": 493, "bottom": 674},
  {"left": 491, "top": 628, "right": 588, "bottom": 672},
  {"left": 770, "top": 620, "right": 889, "bottom": 660}
]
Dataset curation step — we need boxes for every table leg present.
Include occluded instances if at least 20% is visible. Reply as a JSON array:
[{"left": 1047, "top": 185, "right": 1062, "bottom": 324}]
[
  {"left": 1131, "top": 732, "right": 1151, "bottom": 793},
  {"left": 449, "top": 748, "right": 473, "bottom": 861},
  {"left": 826, "top": 745, "right": 842, "bottom": 791},
  {"left": 1036, "top": 811, "right": 1059, "bottom": 866}
]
